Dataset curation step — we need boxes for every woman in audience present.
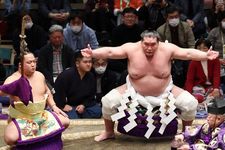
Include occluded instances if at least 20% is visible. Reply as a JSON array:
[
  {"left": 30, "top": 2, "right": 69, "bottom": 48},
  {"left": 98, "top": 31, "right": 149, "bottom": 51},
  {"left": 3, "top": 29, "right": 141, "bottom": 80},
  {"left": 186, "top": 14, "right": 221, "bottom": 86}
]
[{"left": 185, "top": 38, "right": 221, "bottom": 103}]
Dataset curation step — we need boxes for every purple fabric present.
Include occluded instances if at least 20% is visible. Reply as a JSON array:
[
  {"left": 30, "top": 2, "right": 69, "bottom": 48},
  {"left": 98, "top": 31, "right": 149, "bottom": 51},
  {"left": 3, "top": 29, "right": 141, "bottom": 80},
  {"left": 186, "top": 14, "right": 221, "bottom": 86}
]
[
  {"left": 14, "top": 133, "right": 63, "bottom": 150},
  {"left": 117, "top": 111, "right": 178, "bottom": 138},
  {"left": 12, "top": 111, "right": 65, "bottom": 145},
  {"left": 0, "top": 76, "right": 33, "bottom": 106},
  {"left": 0, "top": 114, "right": 8, "bottom": 120},
  {"left": 184, "top": 122, "right": 225, "bottom": 150}
]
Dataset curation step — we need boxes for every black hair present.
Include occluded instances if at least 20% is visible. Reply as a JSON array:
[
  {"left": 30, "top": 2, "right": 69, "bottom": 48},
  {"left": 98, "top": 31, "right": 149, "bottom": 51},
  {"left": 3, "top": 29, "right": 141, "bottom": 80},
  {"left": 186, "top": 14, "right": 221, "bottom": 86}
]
[
  {"left": 195, "top": 38, "right": 212, "bottom": 49},
  {"left": 73, "top": 51, "right": 84, "bottom": 62},
  {"left": 217, "top": 11, "right": 225, "bottom": 22},
  {"left": 122, "top": 7, "right": 138, "bottom": 16},
  {"left": 68, "top": 12, "right": 84, "bottom": 23},
  {"left": 165, "top": 5, "right": 181, "bottom": 17}
]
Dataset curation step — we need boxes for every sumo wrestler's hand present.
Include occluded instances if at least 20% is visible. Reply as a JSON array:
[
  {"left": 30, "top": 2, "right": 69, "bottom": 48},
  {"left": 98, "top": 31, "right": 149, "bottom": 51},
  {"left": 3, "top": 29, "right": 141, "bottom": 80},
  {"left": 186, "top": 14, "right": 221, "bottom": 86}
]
[
  {"left": 207, "top": 48, "right": 219, "bottom": 60},
  {"left": 52, "top": 105, "right": 68, "bottom": 118},
  {"left": 81, "top": 44, "right": 92, "bottom": 57}
]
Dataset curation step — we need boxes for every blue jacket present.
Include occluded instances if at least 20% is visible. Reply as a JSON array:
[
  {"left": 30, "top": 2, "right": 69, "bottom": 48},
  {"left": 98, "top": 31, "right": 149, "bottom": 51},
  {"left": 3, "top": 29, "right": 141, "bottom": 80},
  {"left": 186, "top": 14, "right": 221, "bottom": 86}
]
[{"left": 63, "top": 23, "right": 99, "bottom": 52}]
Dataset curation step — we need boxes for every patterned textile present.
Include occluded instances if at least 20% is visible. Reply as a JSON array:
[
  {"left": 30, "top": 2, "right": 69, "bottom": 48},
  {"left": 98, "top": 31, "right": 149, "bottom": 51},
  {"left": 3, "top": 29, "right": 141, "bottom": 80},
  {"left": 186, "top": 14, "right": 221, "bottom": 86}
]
[
  {"left": 52, "top": 49, "right": 63, "bottom": 78},
  {"left": 9, "top": 97, "right": 64, "bottom": 144},
  {"left": 112, "top": 76, "right": 177, "bottom": 138},
  {"left": 184, "top": 122, "right": 225, "bottom": 150}
]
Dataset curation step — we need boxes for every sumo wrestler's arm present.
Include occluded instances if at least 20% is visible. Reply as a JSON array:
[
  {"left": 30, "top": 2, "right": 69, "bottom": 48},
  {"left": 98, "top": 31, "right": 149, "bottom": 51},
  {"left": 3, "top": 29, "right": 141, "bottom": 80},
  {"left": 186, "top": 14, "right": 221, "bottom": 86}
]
[{"left": 45, "top": 83, "right": 68, "bottom": 118}]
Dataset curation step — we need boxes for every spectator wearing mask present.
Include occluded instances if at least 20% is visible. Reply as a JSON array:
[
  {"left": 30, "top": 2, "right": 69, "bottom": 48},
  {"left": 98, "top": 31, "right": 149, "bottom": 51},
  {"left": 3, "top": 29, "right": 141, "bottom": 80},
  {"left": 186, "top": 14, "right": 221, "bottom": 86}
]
[
  {"left": 157, "top": 5, "right": 195, "bottom": 88},
  {"left": 3, "top": 0, "right": 31, "bottom": 38},
  {"left": 63, "top": 12, "right": 99, "bottom": 53},
  {"left": 12, "top": 14, "right": 48, "bottom": 57},
  {"left": 138, "top": 0, "right": 173, "bottom": 31},
  {"left": 92, "top": 58, "right": 118, "bottom": 104},
  {"left": 174, "top": 0, "right": 206, "bottom": 39}
]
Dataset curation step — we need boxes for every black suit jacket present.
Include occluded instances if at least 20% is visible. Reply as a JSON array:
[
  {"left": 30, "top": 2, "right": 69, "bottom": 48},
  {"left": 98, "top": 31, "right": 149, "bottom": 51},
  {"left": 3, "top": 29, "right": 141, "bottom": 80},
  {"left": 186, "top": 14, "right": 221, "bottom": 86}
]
[
  {"left": 37, "top": 43, "right": 74, "bottom": 86},
  {"left": 92, "top": 69, "right": 118, "bottom": 102}
]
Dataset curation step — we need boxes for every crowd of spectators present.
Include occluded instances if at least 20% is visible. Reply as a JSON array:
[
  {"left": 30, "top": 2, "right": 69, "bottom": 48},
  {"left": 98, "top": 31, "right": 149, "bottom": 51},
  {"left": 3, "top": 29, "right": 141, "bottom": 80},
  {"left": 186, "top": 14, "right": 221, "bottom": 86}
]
[{"left": 0, "top": 0, "right": 225, "bottom": 119}]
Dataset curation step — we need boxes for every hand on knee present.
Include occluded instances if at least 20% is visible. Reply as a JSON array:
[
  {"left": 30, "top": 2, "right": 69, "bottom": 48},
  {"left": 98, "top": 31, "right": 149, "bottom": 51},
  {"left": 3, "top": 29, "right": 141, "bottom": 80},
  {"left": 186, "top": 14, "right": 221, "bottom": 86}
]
[{"left": 63, "top": 117, "right": 70, "bottom": 129}]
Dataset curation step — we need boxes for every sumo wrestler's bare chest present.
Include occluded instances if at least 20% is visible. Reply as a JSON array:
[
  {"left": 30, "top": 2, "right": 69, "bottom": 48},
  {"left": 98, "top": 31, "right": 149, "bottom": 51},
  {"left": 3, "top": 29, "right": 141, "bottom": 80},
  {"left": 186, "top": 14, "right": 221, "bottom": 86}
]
[{"left": 150, "top": 60, "right": 171, "bottom": 78}]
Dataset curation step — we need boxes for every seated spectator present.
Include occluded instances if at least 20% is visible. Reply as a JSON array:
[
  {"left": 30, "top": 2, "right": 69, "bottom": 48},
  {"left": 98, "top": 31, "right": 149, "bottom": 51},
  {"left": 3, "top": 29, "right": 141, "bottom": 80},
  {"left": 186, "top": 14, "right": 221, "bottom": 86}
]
[
  {"left": 111, "top": 7, "right": 143, "bottom": 46},
  {"left": 204, "top": 0, "right": 225, "bottom": 32},
  {"left": 108, "top": 7, "right": 143, "bottom": 74},
  {"left": 54, "top": 52, "right": 102, "bottom": 119},
  {"left": 174, "top": 0, "right": 206, "bottom": 39},
  {"left": 114, "top": 0, "right": 143, "bottom": 25},
  {"left": 63, "top": 12, "right": 99, "bottom": 53},
  {"left": 38, "top": 0, "right": 71, "bottom": 31},
  {"left": 207, "top": 11, "right": 225, "bottom": 93},
  {"left": 12, "top": 13, "right": 48, "bottom": 57},
  {"left": 84, "top": 0, "right": 115, "bottom": 33},
  {"left": 185, "top": 38, "right": 221, "bottom": 103},
  {"left": 138, "top": 0, "right": 173, "bottom": 31},
  {"left": 38, "top": 25, "right": 74, "bottom": 87},
  {"left": 84, "top": 0, "right": 115, "bottom": 45},
  {"left": 92, "top": 58, "right": 118, "bottom": 104},
  {"left": 3, "top": 0, "right": 31, "bottom": 39},
  {"left": 157, "top": 5, "right": 195, "bottom": 88},
  {"left": 208, "top": 9, "right": 225, "bottom": 59}
]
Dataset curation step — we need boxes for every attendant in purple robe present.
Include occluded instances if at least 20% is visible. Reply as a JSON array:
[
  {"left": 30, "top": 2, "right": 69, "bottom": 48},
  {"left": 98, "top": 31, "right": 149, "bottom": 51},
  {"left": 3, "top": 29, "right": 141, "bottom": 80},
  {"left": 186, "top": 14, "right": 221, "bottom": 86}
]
[{"left": 171, "top": 97, "right": 225, "bottom": 150}]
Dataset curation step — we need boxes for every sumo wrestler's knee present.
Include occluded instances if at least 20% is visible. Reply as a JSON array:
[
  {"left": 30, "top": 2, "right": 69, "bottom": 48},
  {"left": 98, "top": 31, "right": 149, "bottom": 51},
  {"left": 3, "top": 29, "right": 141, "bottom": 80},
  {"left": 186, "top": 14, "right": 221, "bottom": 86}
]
[
  {"left": 4, "top": 122, "right": 19, "bottom": 145},
  {"left": 175, "top": 91, "right": 198, "bottom": 121},
  {"left": 102, "top": 89, "right": 122, "bottom": 120}
]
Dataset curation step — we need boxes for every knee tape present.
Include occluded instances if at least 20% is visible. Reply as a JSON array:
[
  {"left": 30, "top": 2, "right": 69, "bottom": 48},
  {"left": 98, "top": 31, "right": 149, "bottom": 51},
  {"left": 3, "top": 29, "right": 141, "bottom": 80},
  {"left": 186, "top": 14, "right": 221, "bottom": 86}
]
[
  {"left": 102, "top": 89, "right": 122, "bottom": 120},
  {"left": 175, "top": 91, "right": 198, "bottom": 121}
]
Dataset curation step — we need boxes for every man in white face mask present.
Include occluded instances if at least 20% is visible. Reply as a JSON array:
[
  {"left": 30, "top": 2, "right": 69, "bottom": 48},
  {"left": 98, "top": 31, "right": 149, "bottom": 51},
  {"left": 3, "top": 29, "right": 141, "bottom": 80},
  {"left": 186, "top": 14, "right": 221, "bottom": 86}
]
[
  {"left": 92, "top": 58, "right": 118, "bottom": 104},
  {"left": 63, "top": 12, "right": 99, "bottom": 53},
  {"left": 157, "top": 5, "right": 195, "bottom": 88},
  {"left": 12, "top": 14, "right": 48, "bottom": 58}
]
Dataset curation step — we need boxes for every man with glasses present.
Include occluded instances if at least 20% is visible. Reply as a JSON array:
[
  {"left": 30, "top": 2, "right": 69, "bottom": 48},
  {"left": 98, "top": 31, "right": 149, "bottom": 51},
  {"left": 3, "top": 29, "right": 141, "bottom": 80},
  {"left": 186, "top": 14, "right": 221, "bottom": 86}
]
[{"left": 109, "top": 7, "right": 143, "bottom": 75}]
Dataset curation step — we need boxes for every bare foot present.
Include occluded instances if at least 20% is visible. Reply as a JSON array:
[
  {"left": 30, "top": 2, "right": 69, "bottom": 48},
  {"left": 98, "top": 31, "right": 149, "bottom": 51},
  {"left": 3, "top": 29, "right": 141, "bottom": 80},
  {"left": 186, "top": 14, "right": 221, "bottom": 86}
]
[{"left": 94, "top": 132, "right": 115, "bottom": 142}]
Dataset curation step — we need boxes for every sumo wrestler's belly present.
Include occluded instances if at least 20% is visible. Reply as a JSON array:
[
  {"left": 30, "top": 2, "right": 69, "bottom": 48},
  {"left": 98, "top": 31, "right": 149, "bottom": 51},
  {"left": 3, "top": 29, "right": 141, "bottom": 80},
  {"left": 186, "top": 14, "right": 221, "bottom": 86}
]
[{"left": 129, "top": 75, "right": 171, "bottom": 97}]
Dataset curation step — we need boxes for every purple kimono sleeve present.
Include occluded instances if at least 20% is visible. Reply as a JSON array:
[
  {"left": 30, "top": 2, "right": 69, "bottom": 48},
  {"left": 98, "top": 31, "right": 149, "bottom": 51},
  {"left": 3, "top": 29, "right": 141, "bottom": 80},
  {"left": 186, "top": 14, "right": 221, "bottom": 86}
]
[{"left": 0, "top": 76, "right": 33, "bottom": 106}]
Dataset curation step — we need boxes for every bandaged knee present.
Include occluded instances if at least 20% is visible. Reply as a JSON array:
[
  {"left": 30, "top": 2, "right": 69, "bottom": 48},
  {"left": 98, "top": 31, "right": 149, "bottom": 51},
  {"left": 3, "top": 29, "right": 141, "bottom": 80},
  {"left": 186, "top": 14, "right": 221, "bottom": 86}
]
[
  {"left": 102, "top": 89, "right": 122, "bottom": 120},
  {"left": 175, "top": 91, "right": 198, "bottom": 121}
]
